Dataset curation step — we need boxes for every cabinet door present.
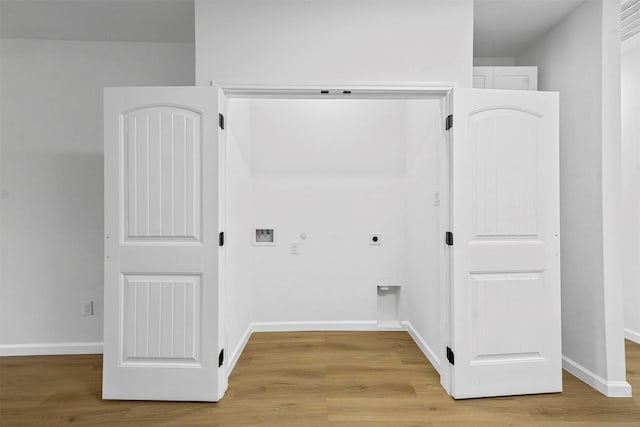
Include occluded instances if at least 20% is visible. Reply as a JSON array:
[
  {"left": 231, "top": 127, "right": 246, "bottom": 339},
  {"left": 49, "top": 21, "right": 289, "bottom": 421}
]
[
  {"left": 473, "top": 67, "right": 495, "bottom": 89},
  {"left": 103, "top": 87, "right": 224, "bottom": 401},
  {"left": 493, "top": 67, "right": 538, "bottom": 90},
  {"left": 450, "top": 88, "right": 560, "bottom": 398}
]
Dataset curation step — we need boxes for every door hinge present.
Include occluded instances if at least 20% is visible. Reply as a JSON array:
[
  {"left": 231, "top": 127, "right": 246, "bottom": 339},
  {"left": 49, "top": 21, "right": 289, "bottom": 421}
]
[
  {"left": 219, "top": 231, "right": 225, "bottom": 247},
  {"left": 445, "top": 231, "right": 453, "bottom": 246},
  {"left": 446, "top": 346, "right": 455, "bottom": 365},
  {"left": 219, "top": 113, "right": 225, "bottom": 130},
  {"left": 445, "top": 114, "right": 453, "bottom": 130},
  {"left": 218, "top": 349, "right": 224, "bottom": 367}
]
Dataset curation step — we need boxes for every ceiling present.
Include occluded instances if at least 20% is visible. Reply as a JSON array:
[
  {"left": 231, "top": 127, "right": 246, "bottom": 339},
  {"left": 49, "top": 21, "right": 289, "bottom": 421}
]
[
  {"left": 0, "top": 0, "right": 596, "bottom": 52},
  {"left": 0, "top": 0, "right": 194, "bottom": 43},
  {"left": 474, "top": 0, "right": 585, "bottom": 57}
]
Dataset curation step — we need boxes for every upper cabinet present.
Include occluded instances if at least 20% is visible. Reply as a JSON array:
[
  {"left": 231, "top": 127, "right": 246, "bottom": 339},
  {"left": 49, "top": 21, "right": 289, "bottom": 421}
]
[{"left": 473, "top": 66, "right": 538, "bottom": 91}]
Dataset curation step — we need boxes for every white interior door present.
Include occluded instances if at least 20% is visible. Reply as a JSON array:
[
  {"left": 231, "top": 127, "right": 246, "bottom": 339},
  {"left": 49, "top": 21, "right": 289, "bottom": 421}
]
[
  {"left": 103, "top": 87, "right": 223, "bottom": 401},
  {"left": 217, "top": 87, "right": 229, "bottom": 392},
  {"left": 450, "top": 88, "right": 561, "bottom": 398}
]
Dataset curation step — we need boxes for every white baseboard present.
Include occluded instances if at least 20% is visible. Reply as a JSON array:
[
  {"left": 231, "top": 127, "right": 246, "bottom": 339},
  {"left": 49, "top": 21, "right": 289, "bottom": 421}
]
[
  {"left": 403, "top": 321, "right": 441, "bottom": 375},
  {"left": 562, "top": 356, "right": 632, "bottom": 397},
  {"left": 624, "top": 328, "right": 640, "bottom": 344},
  {"left": 227, "top": 324, "right": 253, "bottom": 376},
  {"left": 0, "top": 342, "right": 103, "bottom": 356},
  {"left": 251, "top": 320, "right": 379, "bottom": 332}
]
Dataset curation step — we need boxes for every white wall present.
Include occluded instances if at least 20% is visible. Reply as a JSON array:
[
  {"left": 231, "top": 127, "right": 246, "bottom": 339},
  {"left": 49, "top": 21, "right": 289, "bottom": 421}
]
[
  {"left": 194, "top": 0, "right": 473, "bottom": 87},
  {"left": 473, "top": 57, "right": 516, "bottom": 66},
  {"left": 248, "top": 99, "right": 408, "bottom": 324},
  {"left": 0, "top": 38, "right": 195, "bottom": 352},
  {"left": 517, "top": 0, "right": 629, "bottom": 395},
  {"left": 622, "top": 34, "right": 640, "bottom": 344},
  {"left": 405, "top": 99, "right": 444, "bottom": 370},
  {"left": 225, "top": 98, "right": 254, "bottom": 363}
]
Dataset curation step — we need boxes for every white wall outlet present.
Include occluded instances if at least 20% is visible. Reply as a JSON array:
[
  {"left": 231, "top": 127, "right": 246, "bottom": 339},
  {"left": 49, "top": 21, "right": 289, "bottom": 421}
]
[
  {"left": 82, "top": 300, "right": 94, "bottom": 316},
  {"left": 369, "top": 233, "right": 382, "bottom": 245},
  {"left": 290, "top": 242, "right": 300, "bottom": 255},
  {"left": 433, "top": 191, "right": 441, "bottom": 206}
]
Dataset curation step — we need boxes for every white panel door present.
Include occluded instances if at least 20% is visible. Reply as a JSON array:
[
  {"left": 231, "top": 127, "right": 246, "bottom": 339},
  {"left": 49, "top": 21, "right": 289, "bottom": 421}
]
[
  {"left": 217, "top": 87, "right": 229, "bottom": 393},
  {"left": 450, "top": 88, "right": 560, "bottom": 398},
  {"left": 103, "top": 87, "right": 223, "bottom": 401}
]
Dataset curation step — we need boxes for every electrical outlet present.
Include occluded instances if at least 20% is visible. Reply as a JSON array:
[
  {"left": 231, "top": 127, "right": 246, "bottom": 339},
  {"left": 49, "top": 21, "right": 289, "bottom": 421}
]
[
  {"left": 82, "top": 300, "right": 94, "bottom": 316},
  {"left": 290, "top": 242, "right": 300, "bottom": 255},
  {"left": 369, "top": 233, "right": 382, "bottom": 245}
]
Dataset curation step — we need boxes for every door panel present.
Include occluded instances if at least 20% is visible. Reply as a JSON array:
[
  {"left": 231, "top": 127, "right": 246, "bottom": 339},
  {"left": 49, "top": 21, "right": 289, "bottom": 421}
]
[
  {"left": 451, "top": 88, "right": 560, "bottom": 398},
  {"left": 123, "top": 107, "right": 201, "bottom": 240},
  {"left": 103, "top": 87, "right": 222, "bottom": 401}
]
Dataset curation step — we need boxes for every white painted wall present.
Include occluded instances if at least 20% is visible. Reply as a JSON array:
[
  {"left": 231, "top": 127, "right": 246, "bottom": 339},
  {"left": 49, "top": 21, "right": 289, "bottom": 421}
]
[
  {"left": 473, "top": 57, "right": 516, "bottom": 66},
  {"left": 249, "top": 99, "right": 408, "bottom": 324},
  {"left": 517, "top": 0, "right": 629, "bottom": 395},
  {"left": 0, "top": 38, "right": 195, "bottom": 352},
  {"left": 225, "top": 98, "right": 254, "bottom": 363},
  {"left": 599, "top": 0, "right": 626, "bottom": 391},
  {"left": 621, "top": 34, "right": 640, "bottom": 344},
  {"left": 194, "top": 0, "right": 473, "bottom": 87},
  {"left": 405, "top": 99, "right": 444, "bottom": 370}
]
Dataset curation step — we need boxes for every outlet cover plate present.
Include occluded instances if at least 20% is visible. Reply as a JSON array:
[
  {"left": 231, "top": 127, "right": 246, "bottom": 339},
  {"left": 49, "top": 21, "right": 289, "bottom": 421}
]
[{"left": 82, "top": 300, "right": 94, "bottom": 316}]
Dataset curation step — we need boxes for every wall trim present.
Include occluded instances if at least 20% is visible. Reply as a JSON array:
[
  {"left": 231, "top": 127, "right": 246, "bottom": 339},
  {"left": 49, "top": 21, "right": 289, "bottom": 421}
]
[
  {"left": 251, "top": 321, "right": 380, "bottom": 332},
  {"left": 624, "top": 328, "right": 640, "bottom": 344},
  {"left": 227, "top": 324, "right": 253, "bottom": 376},
  {"left": 0, "top": 342, "right": 103, "bottom": 357},
  {"left": 403, "top": 321, "right": 441, "bottom": 375},
  {"left": 562, "top": 355, "right": 632, "bottom": 397}
]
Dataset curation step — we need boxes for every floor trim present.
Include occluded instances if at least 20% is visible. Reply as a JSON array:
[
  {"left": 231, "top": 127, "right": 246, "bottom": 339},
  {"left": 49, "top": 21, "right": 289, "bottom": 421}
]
[
  {"left": 227, "top": 324, "right": 253, "bottom": 376},
  {"left": 251, "top": 321, "right": 379, "bottom": 332},
  {"left": 0, "top": 342, "right": 103, "bottom": 356},
  {"left": 403, "top": 321, "right": 441, "bottom": 375},
  {"left": 624, "top": 328, "right": 640, "bottom": 344},
  {"left": 562, "top": 355, "right": 632, "bottom": 397}
]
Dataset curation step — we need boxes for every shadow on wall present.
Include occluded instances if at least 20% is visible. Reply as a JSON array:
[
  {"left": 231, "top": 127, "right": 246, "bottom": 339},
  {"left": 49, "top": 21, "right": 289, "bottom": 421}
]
[{"left": 1, "top": 149, "right": 104, "bottom": 344}]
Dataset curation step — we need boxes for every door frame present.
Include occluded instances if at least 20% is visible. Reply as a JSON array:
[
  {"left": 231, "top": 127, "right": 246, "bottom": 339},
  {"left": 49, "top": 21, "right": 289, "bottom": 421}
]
[{"left": 215, "top": 81, "right": 456, "bottom": 395}]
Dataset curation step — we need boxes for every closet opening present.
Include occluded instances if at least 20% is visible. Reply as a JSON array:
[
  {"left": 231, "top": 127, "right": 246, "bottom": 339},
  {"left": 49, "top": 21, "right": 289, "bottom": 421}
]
[{"left": 217, "top": 86, "right": 452, "bottom": 395}]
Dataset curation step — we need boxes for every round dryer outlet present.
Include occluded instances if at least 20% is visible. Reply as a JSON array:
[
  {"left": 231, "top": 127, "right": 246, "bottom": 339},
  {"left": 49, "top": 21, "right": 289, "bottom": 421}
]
[{"left": 369, "top": 233, "right": 382, "bottom": 245}]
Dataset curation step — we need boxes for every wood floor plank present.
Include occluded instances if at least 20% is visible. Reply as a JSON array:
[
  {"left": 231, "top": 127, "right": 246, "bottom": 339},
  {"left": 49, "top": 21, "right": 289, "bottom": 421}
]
[{"left": 1, "top": 332, "right": 639, "bottom": 426}]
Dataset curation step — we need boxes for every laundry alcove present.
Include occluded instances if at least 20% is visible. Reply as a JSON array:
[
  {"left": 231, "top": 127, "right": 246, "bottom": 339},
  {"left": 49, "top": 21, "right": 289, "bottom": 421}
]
[
  {"left": 102, "top": 83, "right": 561, "bottom": 402},
  {"left": 223, "top": 96, "right": 445, "bottom": 361}
]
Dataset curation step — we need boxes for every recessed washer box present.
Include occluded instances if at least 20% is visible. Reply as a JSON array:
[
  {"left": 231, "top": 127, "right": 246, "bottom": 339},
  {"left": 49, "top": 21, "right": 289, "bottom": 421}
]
[
  {"left": 377, "top": 285, "right": 402, "bottom": 329},
  {"left": 253, "top": 227, "right": 277, "bottom": 246}
]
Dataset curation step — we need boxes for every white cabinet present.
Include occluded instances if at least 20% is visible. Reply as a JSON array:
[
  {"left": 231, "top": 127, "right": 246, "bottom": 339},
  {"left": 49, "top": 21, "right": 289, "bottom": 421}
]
[
  {"left": 473, "top": 66, "right": 538, "bottom": 90},
  {"left": 473, "top": 67, "right": 495, "bottom": 89}
]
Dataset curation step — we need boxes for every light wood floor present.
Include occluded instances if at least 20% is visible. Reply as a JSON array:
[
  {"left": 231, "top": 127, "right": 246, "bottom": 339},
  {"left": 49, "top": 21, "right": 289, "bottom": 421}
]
[{"left": 1, "top": 332, "right": 639, "bottom": 426}]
